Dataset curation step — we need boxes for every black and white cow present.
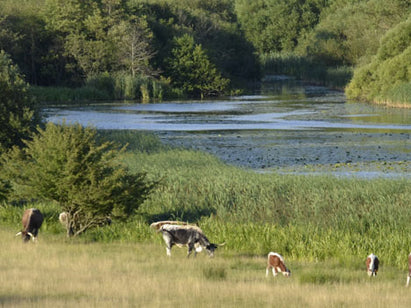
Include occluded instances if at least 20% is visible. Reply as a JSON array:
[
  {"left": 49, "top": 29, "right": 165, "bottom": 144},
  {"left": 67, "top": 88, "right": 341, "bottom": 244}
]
[
  {"left": 151, "top": 221, "right": 222, "bottom": 257},
  {"left": 366, "top": 253, "right": 379, "bottom": 277}
]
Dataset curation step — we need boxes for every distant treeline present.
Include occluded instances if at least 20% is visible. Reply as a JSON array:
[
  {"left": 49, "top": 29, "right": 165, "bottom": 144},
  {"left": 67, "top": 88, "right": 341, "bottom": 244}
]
[{"left": 0, "top": 0, "right": 410, "bottom": 103}]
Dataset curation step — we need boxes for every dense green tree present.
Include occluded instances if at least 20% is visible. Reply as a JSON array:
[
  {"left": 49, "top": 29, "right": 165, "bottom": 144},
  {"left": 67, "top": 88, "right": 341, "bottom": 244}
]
[
  {"left": 0, "top": 7, "right": 56, "bottom": 85},
  {"left": 297, "top": 0, "right": 410, "bottom": 66},
  {"left": 1, "top": 122, "right": 157, "bottom": 237},
  {"left": 0, "top": 51, "right": 40, "bottom": 153},
  {"left": 346, "top": 17, "right": 411, "bottom": 104},
  {"left": 166, "top": 34, "right": 230, "bottom": 98},
  {"left": 235, "top": 0, "right": 328, "bottom": 54}
]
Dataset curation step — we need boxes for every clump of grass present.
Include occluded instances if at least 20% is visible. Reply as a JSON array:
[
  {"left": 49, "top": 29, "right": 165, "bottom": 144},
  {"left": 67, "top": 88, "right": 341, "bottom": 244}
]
[
  {"left": 202, "top": 266, "right": 227, "bottom": 281},
  {"left": 299, "top": 271, "right": 343, "bottom": 285},
  {"left": 98, "top": 130, "right": 168, "bottom": 153},
  {"left": 378, "top": 82, "right": 411, "bottom": 107}
]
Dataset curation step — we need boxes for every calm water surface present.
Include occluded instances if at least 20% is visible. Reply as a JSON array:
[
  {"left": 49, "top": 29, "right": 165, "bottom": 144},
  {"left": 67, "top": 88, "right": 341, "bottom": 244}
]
[{"left": 45, "top": 79, "right": 411, "bottom": 178}]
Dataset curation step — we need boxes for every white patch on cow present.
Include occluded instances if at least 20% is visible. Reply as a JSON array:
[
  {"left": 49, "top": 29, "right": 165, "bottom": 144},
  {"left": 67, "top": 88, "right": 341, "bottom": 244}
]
[
  {"left": 276, "top": 266, "right": 282, "bottom": 273},
  {"left": 195, "top": 244, "right": 203, "bottom": 252},
  {"left": 367, "top": 254, "right": 376, "bottom": 273},
  {"left": 161, "top": 224, "right": 181, "bottom": 231}
]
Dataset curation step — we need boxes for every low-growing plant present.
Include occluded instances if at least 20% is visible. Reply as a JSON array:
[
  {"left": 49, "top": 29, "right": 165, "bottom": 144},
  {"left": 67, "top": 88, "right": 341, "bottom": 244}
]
[{"left": 202, "top": 266, "right": 227, "bottom": 281}]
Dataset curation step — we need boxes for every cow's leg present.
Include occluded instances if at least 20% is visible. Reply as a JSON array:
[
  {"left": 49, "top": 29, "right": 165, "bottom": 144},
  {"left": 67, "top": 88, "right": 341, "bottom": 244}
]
[
  {"left": 272, "top": 267, "right": 277, "bottom": 277},
  {"left": 407, "top": 275, "right": 410, "bottom": 287},
  {"left": 187, "top": 243, "right": 195, "bottom": 258},
  {"left": 265, "top": 266, "right": 270, "bottom": 277},
  {"left": 162, "top": 233, "right": 173, "bottom": 256}
]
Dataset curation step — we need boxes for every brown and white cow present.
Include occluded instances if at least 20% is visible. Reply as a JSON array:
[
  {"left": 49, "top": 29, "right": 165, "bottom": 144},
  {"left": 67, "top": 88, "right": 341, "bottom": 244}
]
[
  {"left": 406, "top": 253, "right": 411, "bottom": 287},
  {"left": 266, "top": 252, "right": 291, "bottom": 278},
  {"left": 15, "top": 208, "right": 44, "bottom": 242},
  {"left": 366, "top": 253, "right": 379, "bottom": 277}
]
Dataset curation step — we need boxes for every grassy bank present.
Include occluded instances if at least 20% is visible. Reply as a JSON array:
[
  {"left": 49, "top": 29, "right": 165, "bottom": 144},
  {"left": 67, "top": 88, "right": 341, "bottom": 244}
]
[
  {"left": 260, "top": 53, "right": 352, "bottom": 89},
  {"left": 1, "top": 227, "right": 410, "bottom": 307},
  {"left": 374, "top": 83, "right": 411, "bottom": 108},
  {"left": 30, "top": 74, "right": 173, "bottom": 104},
  {"left": 2, "top": 130, "right": 411, "bottom": 305},
  {"left": 2, "top": 130, "right": 411, "bottom": 270}
]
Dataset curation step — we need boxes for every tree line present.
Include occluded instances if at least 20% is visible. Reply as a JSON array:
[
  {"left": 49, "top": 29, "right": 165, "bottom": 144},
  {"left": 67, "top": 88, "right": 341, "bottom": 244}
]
[{"left": 1, "top": 0, "right": 410, "bottom": 103}]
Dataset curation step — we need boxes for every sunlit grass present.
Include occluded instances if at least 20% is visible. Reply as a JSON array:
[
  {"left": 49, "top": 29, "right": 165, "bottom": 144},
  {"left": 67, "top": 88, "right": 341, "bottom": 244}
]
[
  {"left": 2, "top": 131, "right": 411, "bottom": 306},
  {"left": 1, "top": 227, "right": 411, "bottom": 307}
]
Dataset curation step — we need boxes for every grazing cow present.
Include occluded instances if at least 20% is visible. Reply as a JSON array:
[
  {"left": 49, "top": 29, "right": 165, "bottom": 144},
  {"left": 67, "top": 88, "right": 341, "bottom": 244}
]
[
  {"left": 366, "top": 253, "right": 379, "bottom": 277},
  {"left": 15, "top": 208, "right": 44, "bottom": 242},
  {"left": 59, "top": 212, "right": 68, "bottom": 227},
  {"left": 150, "top": 221, "right": 222, "bottom": 257},
  {"left": 266, "top": 252, "right": 291, "bottom": 278},
  {"left": 407, "top": 253, "right": 411, "bottom": 287}
]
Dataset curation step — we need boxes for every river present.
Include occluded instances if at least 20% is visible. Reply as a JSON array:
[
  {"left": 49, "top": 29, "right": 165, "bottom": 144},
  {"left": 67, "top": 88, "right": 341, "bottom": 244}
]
[{"left": 45, "top": 77, "right": 411, "bottom": 178}]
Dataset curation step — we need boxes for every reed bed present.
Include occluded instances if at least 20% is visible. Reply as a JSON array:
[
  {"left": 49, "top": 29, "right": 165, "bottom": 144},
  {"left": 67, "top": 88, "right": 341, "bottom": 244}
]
[{"left": 260, "top": 52, "right": 352, "bottom": 89}]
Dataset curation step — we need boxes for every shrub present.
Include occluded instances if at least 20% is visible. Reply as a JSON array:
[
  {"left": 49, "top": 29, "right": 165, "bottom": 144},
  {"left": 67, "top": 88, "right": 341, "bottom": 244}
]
[
  {"left": 1, "top": 122, "right": 158, "bottom": 237},
  {"left": 346, "top": 18, "right": 411, "bottom": 105}
]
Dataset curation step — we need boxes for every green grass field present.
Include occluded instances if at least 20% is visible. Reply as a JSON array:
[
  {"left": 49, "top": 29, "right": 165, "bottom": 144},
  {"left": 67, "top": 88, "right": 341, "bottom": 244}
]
[{"left": 1, "top": 130, "right": 411, "bottom": 306}]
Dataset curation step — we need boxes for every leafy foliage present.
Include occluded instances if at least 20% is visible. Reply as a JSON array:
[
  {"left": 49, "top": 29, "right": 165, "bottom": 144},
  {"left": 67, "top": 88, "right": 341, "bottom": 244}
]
[
  {"left": 0, "top": 51, "right": 40, "bottom": 153},
  {"left": 235, "top": 0, "right": 328, "bottom": 54},
  {"left": 166, "top": 34, "right": 230, "bottom": 98},
  {"left": 1, "top": 122, "right": 158, "bottom": 237},
  {"left": 296, "top": 0, "right": 410, "bottom": 66},
  {"left": 346, "top": 17, "right": 411, "bottom": 105}
]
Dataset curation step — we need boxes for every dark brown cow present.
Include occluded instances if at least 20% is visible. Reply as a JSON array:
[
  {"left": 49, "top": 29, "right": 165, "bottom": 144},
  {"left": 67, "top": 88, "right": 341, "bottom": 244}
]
[
  {"left": 366, "top": 253, "right": 379, "bottom": 277},
  {"left": 266, "top": 252, "right": 291, "bottom": 278},
  {"left": 407, "top": 253, "right": 411, "bottom": 287},
  {"left": 15, "top": 208, "right": 44, "bottom": 242}
]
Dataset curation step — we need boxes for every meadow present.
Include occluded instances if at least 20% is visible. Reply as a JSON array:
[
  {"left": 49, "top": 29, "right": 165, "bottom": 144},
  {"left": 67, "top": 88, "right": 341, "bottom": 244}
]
[
  {"left": 1, "top": 130, "right": 411, "bottom": 306},
  {"left": 1, "top": 227, "right": 411, "bottom": 307}
]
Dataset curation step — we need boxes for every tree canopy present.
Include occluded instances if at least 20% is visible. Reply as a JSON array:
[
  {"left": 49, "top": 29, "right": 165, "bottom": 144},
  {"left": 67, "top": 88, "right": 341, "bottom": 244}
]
[
  {"left": 1, "top": 122, "right": 158, "bottom": 237},
  {"left": 166, "top": 34, "right": 230, "bottom": 98},
  {"left": 345, "top": 17, "right": 411, "bottom": 105},
  {"left": 0, "top": 50, "right": 40, "bottom": 153}
]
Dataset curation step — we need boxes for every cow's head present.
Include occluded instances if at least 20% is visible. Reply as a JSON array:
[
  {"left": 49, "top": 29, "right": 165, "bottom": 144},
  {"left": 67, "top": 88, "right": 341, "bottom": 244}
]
[
  {"left": 284, "top": 268, "right": 291, "bottom": 277},
  {"left": 205, "top": 242, "right": 225, "bottom": 257},
  {"left": 15, "top": 231, "right": 34, "bottom": 242},
  {"left": 206, "top": 243, "right": 218, "bottom": 257}
]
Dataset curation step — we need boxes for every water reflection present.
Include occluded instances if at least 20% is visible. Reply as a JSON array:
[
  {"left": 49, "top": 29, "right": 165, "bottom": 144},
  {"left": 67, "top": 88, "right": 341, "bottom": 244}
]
[{"left": 44, "top": 79, "right": 411, "bottom": 178}]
